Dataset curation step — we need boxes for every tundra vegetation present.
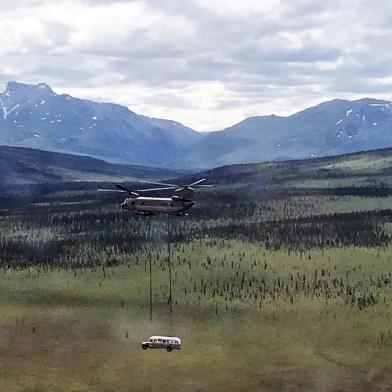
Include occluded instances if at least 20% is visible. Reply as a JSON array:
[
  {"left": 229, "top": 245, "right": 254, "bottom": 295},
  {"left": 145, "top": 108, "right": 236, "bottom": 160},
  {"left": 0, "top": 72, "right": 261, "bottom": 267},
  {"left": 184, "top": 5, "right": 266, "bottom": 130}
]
[{"left": 1, "top": 149, "right": 392, "bottom": 391}]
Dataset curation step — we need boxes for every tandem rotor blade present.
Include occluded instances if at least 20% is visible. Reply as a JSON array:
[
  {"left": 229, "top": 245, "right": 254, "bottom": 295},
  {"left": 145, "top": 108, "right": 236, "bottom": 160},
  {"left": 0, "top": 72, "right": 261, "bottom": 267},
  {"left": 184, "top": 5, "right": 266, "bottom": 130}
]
[
  {"left": 116, "top": 184, "right": 134, "bottom": 193},
  {"left": 136, "top": 186, "right": 177, "bottom": 192},
  {"left": 138, "top": 180, "right": 178, "bottom": 187},
  {"left": 97, "top": 185, "right": 139, "bottom": 197},
  {"left": 98, "top": 189, "right": 127, "bottom": 193},
  {"left": 188, "top": 178, "right": 206, "bottom": 187}
]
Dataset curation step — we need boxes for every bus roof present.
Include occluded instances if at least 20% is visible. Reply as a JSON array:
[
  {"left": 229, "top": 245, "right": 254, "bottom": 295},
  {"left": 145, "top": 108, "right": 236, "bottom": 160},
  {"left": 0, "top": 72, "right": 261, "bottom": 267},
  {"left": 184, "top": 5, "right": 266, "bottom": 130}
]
[{"left": 149, "top": 335, "right": 181, "bottom": 340}]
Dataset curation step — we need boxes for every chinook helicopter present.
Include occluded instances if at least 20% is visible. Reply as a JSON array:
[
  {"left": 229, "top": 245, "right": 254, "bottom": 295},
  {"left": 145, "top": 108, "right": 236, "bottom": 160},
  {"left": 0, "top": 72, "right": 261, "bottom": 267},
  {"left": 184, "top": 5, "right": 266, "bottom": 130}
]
[{"left": 98, "top": 179, "right": 212, "bottom": 216}]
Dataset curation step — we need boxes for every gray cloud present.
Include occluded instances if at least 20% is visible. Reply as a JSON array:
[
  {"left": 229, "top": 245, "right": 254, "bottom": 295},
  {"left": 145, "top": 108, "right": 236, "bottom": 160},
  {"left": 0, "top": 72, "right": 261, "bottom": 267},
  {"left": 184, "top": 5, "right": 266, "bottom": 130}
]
[{"left": 0, "top": 0, "right": 391, "bottom": 131}]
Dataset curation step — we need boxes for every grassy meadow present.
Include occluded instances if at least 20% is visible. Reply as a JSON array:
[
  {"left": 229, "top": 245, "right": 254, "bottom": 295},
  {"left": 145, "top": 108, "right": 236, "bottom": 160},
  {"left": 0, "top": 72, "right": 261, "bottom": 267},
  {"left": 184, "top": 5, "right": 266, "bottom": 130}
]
[
  {"left": 1, "top": 243, "right": 392, "bottom": 391},
  {"left": 2, "top": 149, "right": 392, "bottom": 390}
]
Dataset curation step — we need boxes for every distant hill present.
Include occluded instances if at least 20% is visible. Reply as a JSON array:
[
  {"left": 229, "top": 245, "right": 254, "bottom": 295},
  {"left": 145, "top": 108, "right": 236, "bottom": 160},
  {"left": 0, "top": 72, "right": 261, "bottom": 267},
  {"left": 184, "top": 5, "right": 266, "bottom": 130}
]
[
  {"left": 4, "top": 145, "right": 392, "bottom": 204},
  {"left": 0, "top": 146, "right": 181, "bottom": 185},
  {"left": 175, "top": 98, "right": 392, "bottom": 168},
  {"left": 0, "top": 81, "right": 203, "bottom": 166},
  {"left": 192, "top": 147, "right": 392, "bottom": 191}
]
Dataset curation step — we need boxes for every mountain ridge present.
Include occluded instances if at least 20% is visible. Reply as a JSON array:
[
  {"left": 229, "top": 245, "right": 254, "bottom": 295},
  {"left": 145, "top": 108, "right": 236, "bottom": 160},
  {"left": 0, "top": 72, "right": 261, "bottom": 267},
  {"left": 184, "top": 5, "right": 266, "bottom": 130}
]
[
  {"left": 0, "top": 81, "right": 203, "bottom": 167},
  {"left": 174, "top": 97, "right": 392, "bottom": 168}
]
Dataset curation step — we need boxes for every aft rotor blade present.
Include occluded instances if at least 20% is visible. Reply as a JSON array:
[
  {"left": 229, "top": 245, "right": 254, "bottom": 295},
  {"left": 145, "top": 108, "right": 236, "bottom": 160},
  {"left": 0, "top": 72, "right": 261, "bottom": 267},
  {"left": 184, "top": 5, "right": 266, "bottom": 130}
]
[
  {"left": 98, "top": 189, "right": 127, "bottom": 193},
  {"left": 193, "top": 184, "right": 213, "bottom": 187},
  {"left": 138, "top": 180, "right": 178, "bottom": 187},
  {"left": 188, "top": 178, "right": 206, "bottom": 187},
  {"left": 137, "top": 186, "right": 177, "bottom": 192}
]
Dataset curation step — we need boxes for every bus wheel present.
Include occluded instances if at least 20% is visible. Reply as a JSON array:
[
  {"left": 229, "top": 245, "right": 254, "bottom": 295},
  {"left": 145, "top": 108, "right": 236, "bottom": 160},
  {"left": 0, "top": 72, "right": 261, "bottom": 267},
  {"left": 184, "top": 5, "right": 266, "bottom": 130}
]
[{"left": 167, "top": 346, "right": 172, "bottom": 352}]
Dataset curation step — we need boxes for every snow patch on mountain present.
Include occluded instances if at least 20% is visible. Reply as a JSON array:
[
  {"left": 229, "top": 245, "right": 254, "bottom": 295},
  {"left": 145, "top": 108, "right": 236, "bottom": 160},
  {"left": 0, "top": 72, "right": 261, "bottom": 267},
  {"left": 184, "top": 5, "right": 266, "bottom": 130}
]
[
  {"left": 0, "top": 98, "right": 19, "bottom": 120},
  {"left": 0, "top": 82, "right": 8, "bottom": 94}
]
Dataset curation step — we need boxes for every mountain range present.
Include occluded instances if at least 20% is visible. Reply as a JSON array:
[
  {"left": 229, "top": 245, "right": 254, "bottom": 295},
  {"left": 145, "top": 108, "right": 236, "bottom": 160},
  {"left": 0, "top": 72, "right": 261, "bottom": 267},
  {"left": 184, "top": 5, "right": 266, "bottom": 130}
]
[
  {"left": 1, "top": 81, "right": 392, "bottom": 169},
  {"left": 0, "top": 81, "right": 203, "bottom": 167},
  {"left": 181, "top": 98, "right": 392, "bottom": 168}
]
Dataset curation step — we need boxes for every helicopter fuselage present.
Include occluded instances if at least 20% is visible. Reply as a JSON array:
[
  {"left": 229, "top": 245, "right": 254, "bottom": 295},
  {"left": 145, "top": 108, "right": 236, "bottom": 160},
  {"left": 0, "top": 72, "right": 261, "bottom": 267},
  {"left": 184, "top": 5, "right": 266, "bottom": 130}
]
[{"left": 121, "top": 196, "right": 195, "bottom": 216}]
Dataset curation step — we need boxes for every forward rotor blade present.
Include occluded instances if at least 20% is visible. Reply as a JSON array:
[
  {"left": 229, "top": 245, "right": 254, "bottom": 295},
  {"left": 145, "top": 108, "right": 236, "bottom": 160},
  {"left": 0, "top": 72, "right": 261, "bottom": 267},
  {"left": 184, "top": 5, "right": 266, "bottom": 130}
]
[
  {"left": 138, "top": 180, "right": 177, "bottom": 187},
  {"left": 193, "top": 184, "right": 213, "bottom": 187},
  {"left": 116, "top": 184, "right": 133, "bottom": 193},
  {"left": 188, "top": 178, "right": 206, "bottom": 187},
  {"left": 136, "top": 186, "right": 177, "bottom": 192},
  {"left": 98, "top": 189, "right": 127, "bottom": 193}
]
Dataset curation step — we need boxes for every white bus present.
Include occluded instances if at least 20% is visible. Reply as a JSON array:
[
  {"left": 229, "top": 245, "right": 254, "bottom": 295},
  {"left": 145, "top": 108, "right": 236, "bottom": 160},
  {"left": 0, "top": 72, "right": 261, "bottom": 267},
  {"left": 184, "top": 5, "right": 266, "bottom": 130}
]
[{"left": 141, "top": 336, "right": 181, "bottom": 352}]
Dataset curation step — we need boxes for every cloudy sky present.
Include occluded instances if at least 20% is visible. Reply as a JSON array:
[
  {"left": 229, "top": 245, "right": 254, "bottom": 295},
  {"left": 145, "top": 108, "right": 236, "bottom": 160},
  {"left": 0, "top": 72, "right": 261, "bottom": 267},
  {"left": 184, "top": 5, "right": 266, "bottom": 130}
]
[{"left": 0, "top": 0, "right": 391, "bottom": 131}]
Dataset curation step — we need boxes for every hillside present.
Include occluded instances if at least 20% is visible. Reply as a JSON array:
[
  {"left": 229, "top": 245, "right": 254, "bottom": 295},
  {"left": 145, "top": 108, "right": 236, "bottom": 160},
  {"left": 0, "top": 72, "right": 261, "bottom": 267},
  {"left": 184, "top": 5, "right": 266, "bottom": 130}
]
[
  {"left": 193, "top": 147, "right": 392, "bottom": 192},
  {"left": 0, "top": 146, "right": 181, "bottom": 185}
]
